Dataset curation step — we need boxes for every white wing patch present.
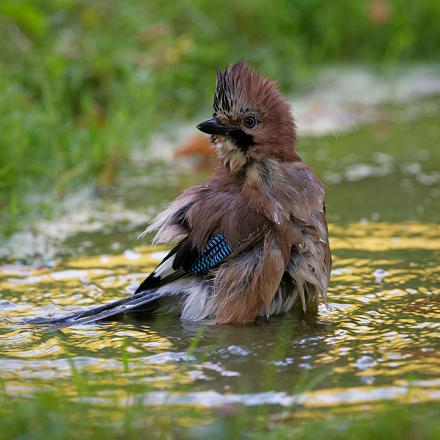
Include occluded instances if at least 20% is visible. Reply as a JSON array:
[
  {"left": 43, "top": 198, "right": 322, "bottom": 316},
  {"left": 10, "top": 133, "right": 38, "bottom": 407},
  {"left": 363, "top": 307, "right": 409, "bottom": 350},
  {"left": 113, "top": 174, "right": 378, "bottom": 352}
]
[{"left": 151, "top": 254, "right": 177, "bottom": 280}]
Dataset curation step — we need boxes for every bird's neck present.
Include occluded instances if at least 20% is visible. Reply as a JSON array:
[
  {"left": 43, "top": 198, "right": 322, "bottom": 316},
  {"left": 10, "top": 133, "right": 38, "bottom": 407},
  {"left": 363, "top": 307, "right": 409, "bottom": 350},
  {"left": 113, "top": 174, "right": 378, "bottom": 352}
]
[
  {"left": 243, "top": 158, "right": 284, "bottom": 191},
  {"left": 215, "top": 135, "right": 300, "bottom": 176},
  {"left": 241, "top": 158, "right": 295, "bottom": 225}
]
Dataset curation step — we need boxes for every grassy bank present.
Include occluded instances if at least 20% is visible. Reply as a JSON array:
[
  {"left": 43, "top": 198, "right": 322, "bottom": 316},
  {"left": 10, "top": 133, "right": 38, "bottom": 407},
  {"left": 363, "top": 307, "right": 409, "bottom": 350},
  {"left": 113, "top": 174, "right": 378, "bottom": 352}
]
[{"left": 1, "top": 0, "right": 440, "bottom": 235}]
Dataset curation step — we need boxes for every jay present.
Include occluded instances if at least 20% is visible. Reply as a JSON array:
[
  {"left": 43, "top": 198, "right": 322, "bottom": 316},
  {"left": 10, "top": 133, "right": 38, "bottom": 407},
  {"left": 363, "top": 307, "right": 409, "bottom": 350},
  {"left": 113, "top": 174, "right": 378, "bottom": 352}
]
[{"left": 32, "top": 60, "right": 331, "bottom": 327}]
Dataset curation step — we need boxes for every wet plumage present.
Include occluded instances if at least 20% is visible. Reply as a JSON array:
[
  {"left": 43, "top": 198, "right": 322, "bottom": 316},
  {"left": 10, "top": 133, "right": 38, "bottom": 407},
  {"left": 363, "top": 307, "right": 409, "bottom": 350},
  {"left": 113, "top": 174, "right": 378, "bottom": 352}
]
[{"left": 31, "top": 60, "right": 331, "bottom": 328}]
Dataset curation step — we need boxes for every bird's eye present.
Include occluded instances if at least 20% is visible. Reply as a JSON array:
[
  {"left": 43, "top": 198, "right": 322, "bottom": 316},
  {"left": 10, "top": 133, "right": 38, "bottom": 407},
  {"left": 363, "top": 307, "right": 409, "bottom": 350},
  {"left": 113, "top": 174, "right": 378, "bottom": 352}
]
[{"left": 243, "top": 116, "right": 257, "bottom": 129}]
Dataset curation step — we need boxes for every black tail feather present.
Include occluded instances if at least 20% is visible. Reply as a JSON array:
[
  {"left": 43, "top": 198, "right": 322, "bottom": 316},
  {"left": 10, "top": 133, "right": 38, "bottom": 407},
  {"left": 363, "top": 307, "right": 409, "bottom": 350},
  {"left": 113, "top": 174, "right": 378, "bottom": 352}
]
[{"left": 25, "top": 289, "right": 166, "bottom": 329}]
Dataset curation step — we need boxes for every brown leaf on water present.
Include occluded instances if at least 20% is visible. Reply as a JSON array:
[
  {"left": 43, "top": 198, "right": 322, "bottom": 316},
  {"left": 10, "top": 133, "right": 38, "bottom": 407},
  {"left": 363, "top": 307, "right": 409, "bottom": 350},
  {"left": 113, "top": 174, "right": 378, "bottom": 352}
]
[{"left": 174, "top": 134, "right": 216, "bottom": 171}]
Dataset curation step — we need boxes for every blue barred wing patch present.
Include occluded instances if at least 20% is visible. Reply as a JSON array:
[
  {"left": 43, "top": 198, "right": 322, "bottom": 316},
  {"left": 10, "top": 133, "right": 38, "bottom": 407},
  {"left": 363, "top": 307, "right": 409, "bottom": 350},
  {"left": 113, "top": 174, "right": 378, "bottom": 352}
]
[{"left": 189, "top": 234, "right": 233, "bottom": 274}]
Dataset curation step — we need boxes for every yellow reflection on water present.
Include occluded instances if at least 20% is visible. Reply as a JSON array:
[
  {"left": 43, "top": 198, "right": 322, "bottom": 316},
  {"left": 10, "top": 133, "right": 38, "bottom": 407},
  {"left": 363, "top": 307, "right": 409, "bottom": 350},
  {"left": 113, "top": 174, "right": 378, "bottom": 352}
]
[
  {"left": 0, "top": 221, "right": 439, "bottom": 412},
  {"left": 330, "top": 222, "right": 440, "bottom": 250},
  {"left": 299, "top": 382, "right": 440, "bottom": 408}
]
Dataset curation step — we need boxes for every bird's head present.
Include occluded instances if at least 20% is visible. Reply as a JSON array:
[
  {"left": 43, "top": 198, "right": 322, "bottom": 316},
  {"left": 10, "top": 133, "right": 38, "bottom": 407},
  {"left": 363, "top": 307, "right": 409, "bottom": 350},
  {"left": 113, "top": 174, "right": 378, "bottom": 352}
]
[{"left": 197, "top": 60, "right": 297, "bottom": 174}]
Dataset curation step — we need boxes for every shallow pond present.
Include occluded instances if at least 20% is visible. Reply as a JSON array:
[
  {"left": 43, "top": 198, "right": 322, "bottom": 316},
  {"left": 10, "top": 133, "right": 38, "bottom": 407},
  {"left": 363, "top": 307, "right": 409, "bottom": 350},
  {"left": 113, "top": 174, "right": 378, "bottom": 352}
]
[{"left": 1, "top": 81, "right": 439, "bottom": 434}]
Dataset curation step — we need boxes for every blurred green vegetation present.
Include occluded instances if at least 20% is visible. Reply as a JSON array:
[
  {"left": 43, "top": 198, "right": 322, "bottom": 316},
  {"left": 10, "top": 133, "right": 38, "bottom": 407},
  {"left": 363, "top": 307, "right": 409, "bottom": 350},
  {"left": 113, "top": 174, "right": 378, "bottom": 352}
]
[
  {"left": 1, "top": 0, "right": 440, "bottom": 234},
  {"left": 0, "top": 391, "right": 438, "bottom": 440}
]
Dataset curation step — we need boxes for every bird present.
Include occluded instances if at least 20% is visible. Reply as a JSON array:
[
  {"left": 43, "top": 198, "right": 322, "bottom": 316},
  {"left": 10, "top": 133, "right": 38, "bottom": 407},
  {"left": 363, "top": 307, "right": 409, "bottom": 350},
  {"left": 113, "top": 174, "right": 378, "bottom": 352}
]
[{"left": 30, "top": 60, "right": 331, "bottom": 328}]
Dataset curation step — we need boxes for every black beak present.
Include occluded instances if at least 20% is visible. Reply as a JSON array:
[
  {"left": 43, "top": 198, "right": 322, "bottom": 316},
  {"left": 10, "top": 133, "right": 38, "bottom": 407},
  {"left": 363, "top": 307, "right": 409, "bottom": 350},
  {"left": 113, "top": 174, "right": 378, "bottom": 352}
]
[{"left": 196, "top": 118, "right": 232, "bottom": 135}]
